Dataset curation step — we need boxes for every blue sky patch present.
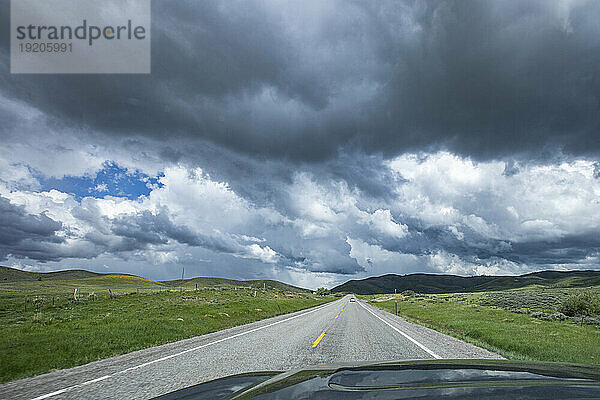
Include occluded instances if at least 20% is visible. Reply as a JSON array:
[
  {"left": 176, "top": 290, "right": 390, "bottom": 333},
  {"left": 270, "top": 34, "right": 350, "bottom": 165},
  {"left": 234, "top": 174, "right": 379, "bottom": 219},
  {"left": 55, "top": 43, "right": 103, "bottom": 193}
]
[{"left": 38, "top": 162, "right": 163, "bottom": 200}]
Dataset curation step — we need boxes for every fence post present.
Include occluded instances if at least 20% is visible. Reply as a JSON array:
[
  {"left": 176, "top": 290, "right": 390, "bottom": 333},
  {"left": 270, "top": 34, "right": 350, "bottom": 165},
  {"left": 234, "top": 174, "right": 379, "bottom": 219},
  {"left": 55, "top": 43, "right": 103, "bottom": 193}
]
[
  {"left": 395, "top": 289, "right": 398, "bottom": 316},
  {"left": 52, "top": 296, "right": 55, "bottom": 307},
  {"left": 24, "top": 295, "right": 27, "bottom": 312}
]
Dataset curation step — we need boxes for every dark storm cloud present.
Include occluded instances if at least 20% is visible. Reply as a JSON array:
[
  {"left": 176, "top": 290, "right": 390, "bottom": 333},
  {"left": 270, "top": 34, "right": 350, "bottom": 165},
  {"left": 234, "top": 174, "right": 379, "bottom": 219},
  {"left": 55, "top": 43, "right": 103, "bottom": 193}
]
[
  {"left": 310, "top": 151, "right": 404, "bottom": 201},
  {"left": 71, "top": 204, "right": 266, "bottom": 259},
  {"left": 0, "top": 195, "right": 274, "bottom": 263},
  {"left": 3, "top": 0, "right": 600, "bottom": 161},
  {"left": 364, "top": 0, "right": 600, "bottom": 160},
  {"left": 509, "top": 231, "right": 600, "bottom": 265},
  {"left": 0, "top": 1, "right": 332, "bottom": 157},
  {"left": 274, "top": 235, "right": 365, "bottom": 275},
  {"left": 108, "top": 209, "right": 251, "bottom": 255},
  {"left": 503, "top": 160, "right": 520, "bottom": 177},
  {"left": 2, "top": 0, "right": 600, "bottom": 283},
  {"left": 377, "top": 223, "right": 600, "bottom": 269},
  {"left": 0, "top": 196, "right": 64, "bottom": 261},
  {"left": 369, "top": 223, "right": 512, "bottom": 261}
]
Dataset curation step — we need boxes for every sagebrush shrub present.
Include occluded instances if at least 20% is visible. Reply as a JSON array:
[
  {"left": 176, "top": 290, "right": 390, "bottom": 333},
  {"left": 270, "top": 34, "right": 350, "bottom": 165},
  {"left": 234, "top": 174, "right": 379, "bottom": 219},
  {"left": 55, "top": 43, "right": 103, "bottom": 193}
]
[{"left": 559, "top": 292, "right": 600, "bottom": 318}]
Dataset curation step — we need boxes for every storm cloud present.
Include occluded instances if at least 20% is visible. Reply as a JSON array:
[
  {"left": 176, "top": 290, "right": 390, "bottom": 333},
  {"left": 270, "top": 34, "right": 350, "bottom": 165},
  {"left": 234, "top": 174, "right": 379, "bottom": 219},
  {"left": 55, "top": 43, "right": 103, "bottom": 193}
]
[
  {"left": 0, "top": 196, "right": 64, "bottom": 261},
  {"left": 2, "top": 1, "right": 600, "bottom": 161},
  {"left": 1, "top": 1, "right": 600, "bottom": 287}
]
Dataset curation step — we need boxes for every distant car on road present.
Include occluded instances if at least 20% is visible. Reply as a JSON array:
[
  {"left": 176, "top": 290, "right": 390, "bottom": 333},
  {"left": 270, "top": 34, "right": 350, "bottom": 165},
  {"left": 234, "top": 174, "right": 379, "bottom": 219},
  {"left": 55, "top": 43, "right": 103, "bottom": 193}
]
[{"left": 349, "top": 297, "right": 356, "bottom": 302}]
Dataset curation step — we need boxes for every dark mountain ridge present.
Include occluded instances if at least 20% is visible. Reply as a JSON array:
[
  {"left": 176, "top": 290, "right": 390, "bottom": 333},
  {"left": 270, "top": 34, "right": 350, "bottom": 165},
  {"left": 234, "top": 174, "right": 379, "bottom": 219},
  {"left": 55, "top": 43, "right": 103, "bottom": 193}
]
[{"left": 331, "top": 270, "right": 600, "bottom": 294}]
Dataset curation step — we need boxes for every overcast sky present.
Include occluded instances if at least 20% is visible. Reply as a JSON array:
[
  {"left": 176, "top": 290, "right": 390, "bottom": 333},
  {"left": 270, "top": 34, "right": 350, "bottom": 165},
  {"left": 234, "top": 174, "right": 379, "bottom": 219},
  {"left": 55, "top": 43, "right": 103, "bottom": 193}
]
[{"left": 2, "top": 0, "right": 600, "bottom": 289}]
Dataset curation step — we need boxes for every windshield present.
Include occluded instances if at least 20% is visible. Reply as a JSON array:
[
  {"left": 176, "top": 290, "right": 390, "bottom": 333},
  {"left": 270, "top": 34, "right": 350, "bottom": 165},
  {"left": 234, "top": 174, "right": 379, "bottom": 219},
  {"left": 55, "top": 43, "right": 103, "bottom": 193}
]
[{"left": 1, "top": 1, "right": 600, "bottom": 399}]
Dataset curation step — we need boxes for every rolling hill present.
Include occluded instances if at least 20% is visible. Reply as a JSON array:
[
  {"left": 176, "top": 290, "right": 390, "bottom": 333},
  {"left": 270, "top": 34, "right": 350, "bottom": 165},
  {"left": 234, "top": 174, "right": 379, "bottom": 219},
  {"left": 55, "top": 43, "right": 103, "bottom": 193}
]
[
  {"left": 331, "top": 270, "right": 600, "bottom": 294},
  {"left": 0, "top": 266, "right": 310, "bottom": 293},
  {"left": 164, "top": 277, "right": 310, "bottom": 293},
  {"left": 0, "top": 266, "right": 106, "bottom": 282}
]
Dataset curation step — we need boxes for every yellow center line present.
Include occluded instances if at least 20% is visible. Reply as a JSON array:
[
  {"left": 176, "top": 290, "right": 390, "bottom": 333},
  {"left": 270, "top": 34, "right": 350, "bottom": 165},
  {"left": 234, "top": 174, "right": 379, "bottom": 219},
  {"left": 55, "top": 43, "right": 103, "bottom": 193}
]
[{"left": 312, "top": 332, "right": 326, "bottom": 348}]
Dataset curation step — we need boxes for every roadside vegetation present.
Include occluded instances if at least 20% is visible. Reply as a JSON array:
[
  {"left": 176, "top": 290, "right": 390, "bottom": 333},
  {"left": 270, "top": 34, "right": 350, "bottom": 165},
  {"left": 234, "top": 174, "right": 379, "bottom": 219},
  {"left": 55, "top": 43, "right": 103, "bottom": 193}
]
[
  {"left": 366, "top": 287, "right": 600, "bottom": 365},
  {"left": 0, "top": 276, "right": 333, "bottom": 383}
]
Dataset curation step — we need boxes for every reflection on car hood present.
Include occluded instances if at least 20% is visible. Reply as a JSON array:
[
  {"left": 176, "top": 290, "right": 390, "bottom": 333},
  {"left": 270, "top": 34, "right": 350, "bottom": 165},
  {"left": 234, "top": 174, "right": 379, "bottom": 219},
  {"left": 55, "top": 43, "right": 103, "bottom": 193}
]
[
  {"left": 152, "top": 373, "right": 277, "bottom": 400},
  {"left": 153, "top": 359, "right": 600, "bottom": 400}
]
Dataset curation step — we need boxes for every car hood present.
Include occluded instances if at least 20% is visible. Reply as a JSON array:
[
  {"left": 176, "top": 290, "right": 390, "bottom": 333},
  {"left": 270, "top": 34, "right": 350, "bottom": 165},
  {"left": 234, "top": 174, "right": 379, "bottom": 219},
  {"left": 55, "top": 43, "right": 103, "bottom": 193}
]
[{"left": 153, "top": 359, "right": 600, "bottom": 400}]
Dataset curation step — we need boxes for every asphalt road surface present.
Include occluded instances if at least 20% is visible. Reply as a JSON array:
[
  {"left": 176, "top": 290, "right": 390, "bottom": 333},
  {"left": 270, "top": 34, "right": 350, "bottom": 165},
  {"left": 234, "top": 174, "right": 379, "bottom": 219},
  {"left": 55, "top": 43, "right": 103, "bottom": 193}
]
[{"left": 0, "top": 295, "right": 502, "bottom": 400}]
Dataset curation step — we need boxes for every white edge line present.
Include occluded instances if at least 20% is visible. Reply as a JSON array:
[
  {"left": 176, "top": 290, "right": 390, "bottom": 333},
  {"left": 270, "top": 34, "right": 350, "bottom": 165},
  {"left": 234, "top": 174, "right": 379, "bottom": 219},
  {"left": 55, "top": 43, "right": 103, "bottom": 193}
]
[
  {"left": 29, "top": 388, "right": 69, "bottom": 400},
  {"left": 29, "top": 301, "right": 337, "bottom": 400},
  {"left": 357, "top": 300, "right": 442, "bottom": 359},
  {"left": 80, "top": 375, "right": 111, "bottom": 386}
]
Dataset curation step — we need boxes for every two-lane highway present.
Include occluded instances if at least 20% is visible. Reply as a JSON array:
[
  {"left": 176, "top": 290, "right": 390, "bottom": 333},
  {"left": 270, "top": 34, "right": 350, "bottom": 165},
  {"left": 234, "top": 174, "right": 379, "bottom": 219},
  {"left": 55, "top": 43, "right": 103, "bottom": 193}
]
[{"left": 0, "top": 295, "right": 501, "bottom": 400}]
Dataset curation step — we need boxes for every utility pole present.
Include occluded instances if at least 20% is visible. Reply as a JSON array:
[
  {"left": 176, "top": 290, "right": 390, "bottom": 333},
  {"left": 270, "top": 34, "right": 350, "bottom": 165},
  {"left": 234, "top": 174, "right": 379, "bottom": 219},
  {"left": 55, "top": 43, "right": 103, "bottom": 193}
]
[
  {"left": 394, "top": 288, "right": 398, "bottom": 316},
  {"left": 181, "top": 267, "right": 185, "bottom": 280}
]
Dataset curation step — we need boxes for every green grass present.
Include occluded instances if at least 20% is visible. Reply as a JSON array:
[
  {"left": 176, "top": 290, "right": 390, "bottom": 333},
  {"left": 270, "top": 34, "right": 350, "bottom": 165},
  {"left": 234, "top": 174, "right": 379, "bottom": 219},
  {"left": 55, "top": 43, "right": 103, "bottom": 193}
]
[
  {"left": 0, "top": 278, "right": 333, "bottom": 383},
  {"left": 367, "top": 291, "right": 600, "bottom": 365},
  {"left": 478, "top": 287, "right": 600, "bottom": 312}
]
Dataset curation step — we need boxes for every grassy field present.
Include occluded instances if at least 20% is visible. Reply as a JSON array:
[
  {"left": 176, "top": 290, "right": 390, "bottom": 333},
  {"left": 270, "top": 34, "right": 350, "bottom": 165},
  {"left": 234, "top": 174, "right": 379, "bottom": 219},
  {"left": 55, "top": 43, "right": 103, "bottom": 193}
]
[
  {"left": 367, "top": 287, "right": 600, "bottom": 365},
  {"left": 0, "top": 277, "right": 333, "bottom": 383}
]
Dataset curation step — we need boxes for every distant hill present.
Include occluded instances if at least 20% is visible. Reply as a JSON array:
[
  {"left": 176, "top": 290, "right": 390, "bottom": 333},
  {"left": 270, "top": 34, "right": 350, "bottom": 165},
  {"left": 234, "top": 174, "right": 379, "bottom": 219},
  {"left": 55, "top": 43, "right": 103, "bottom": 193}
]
[
  {"left": 164, "top": 277, "right": 311, "bottom": 293},
  {"left": 0, "top": 266, "right": 106, "bottom": 282},
  {"left": 331, "top": 270, "right": 600, "bottom": 294},
  {"left": 0, "top": 266, "right": 310, "bottom": 292}
]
